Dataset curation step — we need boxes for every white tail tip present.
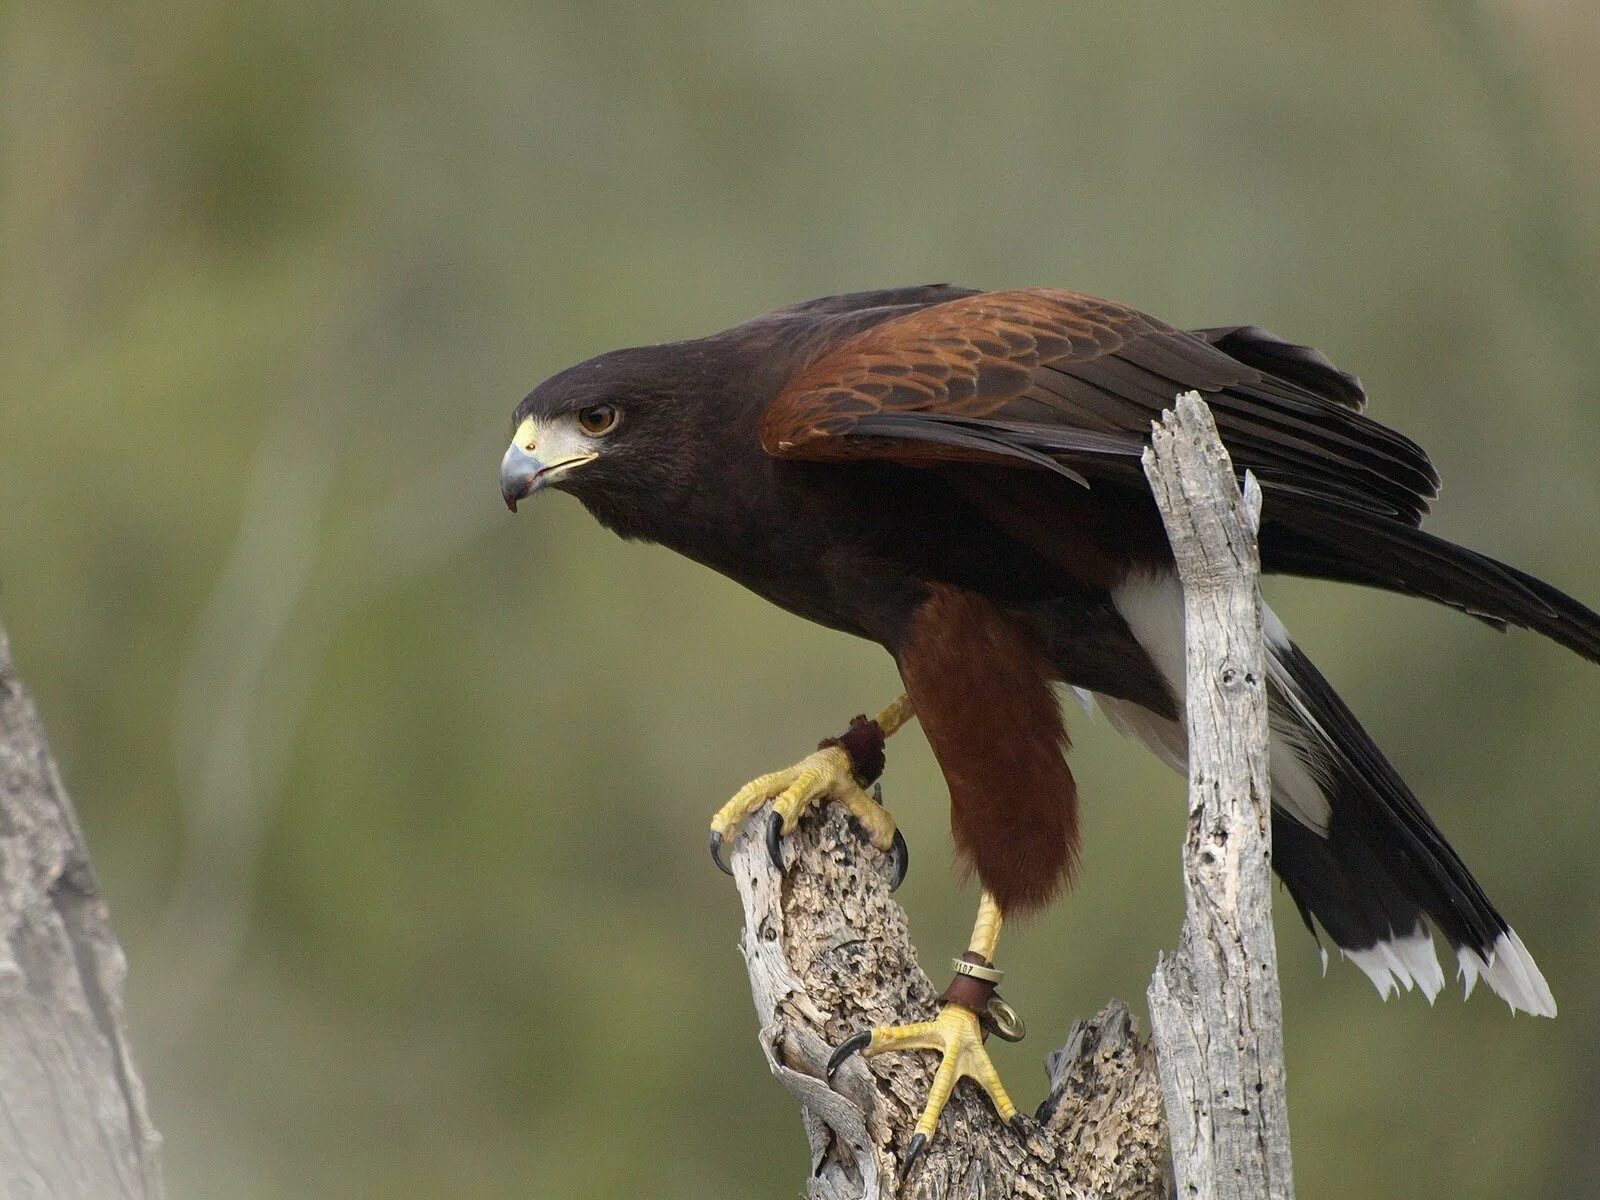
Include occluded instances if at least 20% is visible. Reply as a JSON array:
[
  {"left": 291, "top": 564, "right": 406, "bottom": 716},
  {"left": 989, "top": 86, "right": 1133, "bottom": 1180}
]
[{"left": 1456, "top": 930, "right": 1557, "bottom": 1017}]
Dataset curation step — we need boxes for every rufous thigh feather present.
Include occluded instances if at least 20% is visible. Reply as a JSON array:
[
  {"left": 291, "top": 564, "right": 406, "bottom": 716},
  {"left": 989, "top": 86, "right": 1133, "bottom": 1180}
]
[{"left": 898, "top": 584, "right": 1078, "bottom": 915}]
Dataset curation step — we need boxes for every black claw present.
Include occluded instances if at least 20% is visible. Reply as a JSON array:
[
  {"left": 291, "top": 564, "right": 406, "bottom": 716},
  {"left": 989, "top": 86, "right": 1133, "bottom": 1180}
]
[
  {"left": 765, "top": 811, "right": 787, "bottom": 873},
  {"left": 826, "top": 1031, "right": 872, "bottom": 1080},
  {"left": 888, "top": 827, "right": 910, "bottom": 891},
  {"left": 708, "top": 830, "right": 733, "bottom": 876},
  {"left": 900, "top": 1133, "right": 928, "bottom": 1179}
]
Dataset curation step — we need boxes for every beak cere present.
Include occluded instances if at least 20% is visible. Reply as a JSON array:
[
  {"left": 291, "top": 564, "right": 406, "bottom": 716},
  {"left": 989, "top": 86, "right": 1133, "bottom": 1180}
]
[
  {"left": 500, "top": 442, "right": 546, "bottom": 512},
  {"left": 500, "top": 416, "right": 601, "bottom": 512}
]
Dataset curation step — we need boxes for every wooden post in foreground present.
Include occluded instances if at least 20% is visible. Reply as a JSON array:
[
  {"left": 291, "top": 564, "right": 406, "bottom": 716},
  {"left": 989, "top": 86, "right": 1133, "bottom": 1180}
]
[
  {"left": 1144, "top": 393, "right": 1295, "bottom": 1200},
  {"left": 0, "top": 616, "right": 165, "bottom": 1199}
]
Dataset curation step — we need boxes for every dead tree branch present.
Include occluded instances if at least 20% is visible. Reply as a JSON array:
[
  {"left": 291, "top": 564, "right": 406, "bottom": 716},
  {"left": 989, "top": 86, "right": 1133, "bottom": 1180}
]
[
  {"left": 727, "top": 803, "right": 1168, "bottom": 1199},
  {"left": 0, "top": 615, "right": 164, "bottom": 1199},
  {"left": 1143, "top": 392, "right": 1295, "bottom": 1200}
]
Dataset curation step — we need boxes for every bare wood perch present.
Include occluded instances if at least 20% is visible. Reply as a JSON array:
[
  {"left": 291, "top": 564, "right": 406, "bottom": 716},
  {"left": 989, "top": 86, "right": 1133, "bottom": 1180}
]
[
  {"left": 727, "top": 803, "right": 1168, "bottom": 1199},
  {"left": 0, "top": 616, "right": 165, "bottom": 1199},
  {"left": 1144, "top": 392, "right": 1295, "bottom": 1200},
  {"left": 728, "top": 391, "right": 1293, "bottom": 1198}
]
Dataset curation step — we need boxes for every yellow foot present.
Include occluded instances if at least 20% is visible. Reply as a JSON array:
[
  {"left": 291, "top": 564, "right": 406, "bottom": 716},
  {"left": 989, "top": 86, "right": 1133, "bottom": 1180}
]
[
  {"left": 708, "top": 744, "right": 908, "bottom": 887},
  {"left": 827, "top": 1003, "right": 1019, "bottom": 1177}
]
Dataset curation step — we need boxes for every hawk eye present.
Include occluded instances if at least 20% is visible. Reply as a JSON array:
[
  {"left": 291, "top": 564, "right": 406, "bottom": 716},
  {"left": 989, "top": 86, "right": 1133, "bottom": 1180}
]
[{"left": 576, "top": 404, "right": 620, "bottom": 436}]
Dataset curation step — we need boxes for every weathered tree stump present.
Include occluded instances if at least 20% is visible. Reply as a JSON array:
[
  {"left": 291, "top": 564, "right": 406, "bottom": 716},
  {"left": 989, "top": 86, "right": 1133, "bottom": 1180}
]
[
  {"left": 728, "top": 801, "right": 1170, "bottom": 1199},
  {"left": 0, "top": 616, "right": 164, "bottom": 1199}
]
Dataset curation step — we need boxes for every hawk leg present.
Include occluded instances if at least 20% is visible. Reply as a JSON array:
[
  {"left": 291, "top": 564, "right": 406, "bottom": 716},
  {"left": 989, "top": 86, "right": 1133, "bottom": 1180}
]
[
  {"left": 708, "top": 695, "right": 913, "bottom": 887},
  {"left": 828, "top": 891, "right": 1025, "bottom": 1177}
]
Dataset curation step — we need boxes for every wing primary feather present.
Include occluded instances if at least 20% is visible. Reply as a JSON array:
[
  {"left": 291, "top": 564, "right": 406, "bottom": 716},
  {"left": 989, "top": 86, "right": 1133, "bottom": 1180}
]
[
  {"left": 1191, "top": 325, "right": 1368, "bottom": 410},
  {"left": 948, "top": 415, "right": 1146, "bottom": 457},
  {"left": 849, "top": 412, "right": 1096, "bottom": 486}
]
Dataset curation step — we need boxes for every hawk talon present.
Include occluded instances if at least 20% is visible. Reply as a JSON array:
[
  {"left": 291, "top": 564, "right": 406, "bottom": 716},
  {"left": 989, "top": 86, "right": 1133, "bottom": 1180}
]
[
  {"left": 828, "top": 1001, "right": 1019, "bottom": 1161},
  {"left": 710, "top": 794, "right": 905, "bottom": 887},
  {"left": 900, "top": 1133, "right": 928, "bottom": 1179},
  {"left": 766, "top": 800, "right": 908, "bottom": 890},
  {"left": 826, "top": 1030, "right": 873, "bottom": 1080},
  {"left": 765, "top": 811, "right": 788, "bottom": 873},
  {"left": 853, "top": 784, "right": 909, "bottom": 890},
  {"left": 710, "top": 740, "right": 908, "bottom": 887},
  {"left": 708, "top": 829, "right": 734, "bottom": 876},
  {"left": 886, "top": 825, "right": 909, "bottom": 891}
]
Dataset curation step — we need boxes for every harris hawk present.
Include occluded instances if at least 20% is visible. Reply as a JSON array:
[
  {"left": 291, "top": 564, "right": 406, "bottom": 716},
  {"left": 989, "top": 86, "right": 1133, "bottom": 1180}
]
[{"left": 499, "top": 284, "right": 1599, "bottom": 1163}]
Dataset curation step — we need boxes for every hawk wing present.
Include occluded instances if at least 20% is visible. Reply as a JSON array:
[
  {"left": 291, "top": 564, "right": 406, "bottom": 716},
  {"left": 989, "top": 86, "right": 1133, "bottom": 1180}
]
[
  {"left": 761, "top": 288, "right": 1436, "bottom": 524},
  {"left": 761, "top": 288, "right": 1600, "bottom": 661}
]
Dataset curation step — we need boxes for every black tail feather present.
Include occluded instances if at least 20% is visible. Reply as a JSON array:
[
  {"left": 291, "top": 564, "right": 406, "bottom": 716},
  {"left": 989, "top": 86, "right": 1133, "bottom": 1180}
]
[
  {"left": 1264, "top": 630, "right": 1556, "bottom": 1015},
  {"left": 1261, "top": 492, "right": 1600, "bottom": 664},
  {"left": 1267, "top": 638, "right": 1506, "bottom": 957}
]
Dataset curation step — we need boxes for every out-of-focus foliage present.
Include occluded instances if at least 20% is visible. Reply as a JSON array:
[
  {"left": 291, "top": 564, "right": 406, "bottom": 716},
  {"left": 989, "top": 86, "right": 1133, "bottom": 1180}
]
[{"left": 3, "top": 2, "right": 1598, "bottom": 1196}]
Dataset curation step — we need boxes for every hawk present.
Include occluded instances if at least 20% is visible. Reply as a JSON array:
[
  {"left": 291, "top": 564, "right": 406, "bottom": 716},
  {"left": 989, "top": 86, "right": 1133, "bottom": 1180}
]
[{"left": 500, "top": 285, "right": 1598, "bottom": 1168}]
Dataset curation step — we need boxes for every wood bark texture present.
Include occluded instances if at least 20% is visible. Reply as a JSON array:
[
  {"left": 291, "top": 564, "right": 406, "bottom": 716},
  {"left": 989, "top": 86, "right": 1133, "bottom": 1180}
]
[
  {"left": 0, "top": 616, "right": 165, "bottom": 1199},
  {"left": 1142, "top": 392, "right": 1295, "bottom": 1200},
  {"left": 728, "top": 802, "right": 1170, "bottom": 1200}
]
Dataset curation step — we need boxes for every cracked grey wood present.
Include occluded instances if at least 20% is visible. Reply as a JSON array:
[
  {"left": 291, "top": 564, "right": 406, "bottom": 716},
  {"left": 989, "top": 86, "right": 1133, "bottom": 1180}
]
[
  {"left": 0, "top": 616, "right": 164, "bottom": 1199},
  {"left": 1143, "top": 392, "right": 1295, "bottom": 1200},
  {"left": 729, "top": 802, "right": 1169, "bottom": 1199}
]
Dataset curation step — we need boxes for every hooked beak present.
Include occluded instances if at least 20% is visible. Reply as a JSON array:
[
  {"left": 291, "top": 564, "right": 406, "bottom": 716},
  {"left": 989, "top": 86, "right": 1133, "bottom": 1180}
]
[
  {"left": 500, "top": 443, "right": 544, "bottom": 511},
  {"left": 500, "top": 440, "right": 598, "bottom": 511}
]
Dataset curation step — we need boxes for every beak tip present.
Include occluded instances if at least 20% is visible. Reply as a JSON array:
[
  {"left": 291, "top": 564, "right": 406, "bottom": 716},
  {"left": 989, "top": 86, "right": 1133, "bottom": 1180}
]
[
  {"left": 500, "top": 442, "right": 541, "bottom": 512},
  {"left": 501, "top": 478, "right": 532, "bottom": 511}
]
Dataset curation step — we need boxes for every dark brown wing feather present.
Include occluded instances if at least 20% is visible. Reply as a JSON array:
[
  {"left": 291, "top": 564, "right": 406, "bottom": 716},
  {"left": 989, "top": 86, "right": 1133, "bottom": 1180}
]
[
  {"left": 1190, "top": 325, "right": 1367, "bottom": 411},
  {"left": 762, "top": 288, "right": 1438, "bottom": 524}
]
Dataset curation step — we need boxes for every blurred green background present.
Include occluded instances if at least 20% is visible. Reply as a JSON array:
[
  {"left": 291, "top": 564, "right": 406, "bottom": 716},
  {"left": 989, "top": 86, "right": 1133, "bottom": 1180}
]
[{"left": 3, "top": 2, "right": 1599, "bottom": 1196}]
